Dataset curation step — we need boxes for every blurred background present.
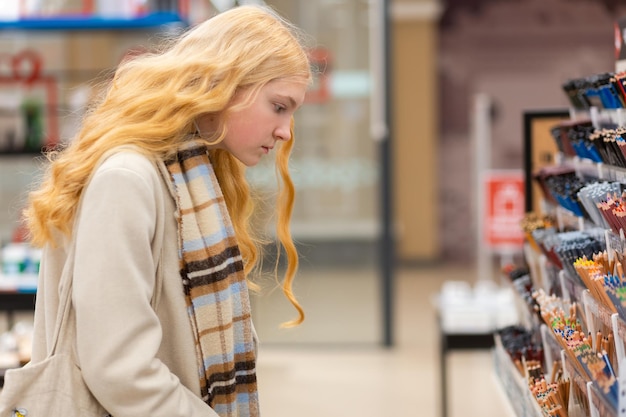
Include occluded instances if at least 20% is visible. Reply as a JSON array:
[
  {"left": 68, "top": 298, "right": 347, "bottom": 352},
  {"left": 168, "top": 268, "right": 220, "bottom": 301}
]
[{"left": 1, "top": 0, "right": 625, "bottom": 416}]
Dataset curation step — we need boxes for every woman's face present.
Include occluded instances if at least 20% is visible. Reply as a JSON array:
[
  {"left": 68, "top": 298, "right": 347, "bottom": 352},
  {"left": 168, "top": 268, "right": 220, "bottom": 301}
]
[{"left": 198, "top": 78, "right": 307, "bottom": 167}]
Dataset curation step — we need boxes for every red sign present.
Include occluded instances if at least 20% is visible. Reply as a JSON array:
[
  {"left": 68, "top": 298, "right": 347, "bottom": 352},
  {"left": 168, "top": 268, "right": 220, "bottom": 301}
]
[{"left": 484, "top": 171, "right": 525, "bottom": 249}]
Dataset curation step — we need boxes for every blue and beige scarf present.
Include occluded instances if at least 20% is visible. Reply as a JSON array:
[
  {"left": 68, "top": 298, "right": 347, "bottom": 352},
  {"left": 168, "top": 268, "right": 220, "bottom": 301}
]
[{"left": 163, "top": 141, "right": 259, "bottom": 417}]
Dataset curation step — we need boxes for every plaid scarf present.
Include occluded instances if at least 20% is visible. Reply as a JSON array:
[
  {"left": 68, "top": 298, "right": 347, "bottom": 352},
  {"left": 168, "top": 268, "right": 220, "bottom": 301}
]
[{"left": 162, "top": 141, "right": 260, "bottom": 417}]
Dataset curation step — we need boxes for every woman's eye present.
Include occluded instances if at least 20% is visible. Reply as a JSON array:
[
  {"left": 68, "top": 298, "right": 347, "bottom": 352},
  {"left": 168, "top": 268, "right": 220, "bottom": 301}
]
[{"left": 274, "top": 103, "right": 286, "bottom": 113}]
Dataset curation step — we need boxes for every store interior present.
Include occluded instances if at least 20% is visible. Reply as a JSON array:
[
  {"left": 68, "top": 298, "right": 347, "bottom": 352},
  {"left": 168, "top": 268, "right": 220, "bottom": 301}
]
[{"left": 3, "top": 0, "right": 626, "bottom": 416}]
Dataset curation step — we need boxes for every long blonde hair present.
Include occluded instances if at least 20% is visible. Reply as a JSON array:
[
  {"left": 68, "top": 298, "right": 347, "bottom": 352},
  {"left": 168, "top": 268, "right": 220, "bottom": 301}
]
[{"left": 24, "top": 5, "right": 312, "bottom": 326}]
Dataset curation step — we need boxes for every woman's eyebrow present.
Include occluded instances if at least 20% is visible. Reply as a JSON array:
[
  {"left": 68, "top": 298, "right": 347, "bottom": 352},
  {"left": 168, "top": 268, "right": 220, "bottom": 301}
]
[{"left": 276, "top": 94, "right": 297, "bottom": 108}]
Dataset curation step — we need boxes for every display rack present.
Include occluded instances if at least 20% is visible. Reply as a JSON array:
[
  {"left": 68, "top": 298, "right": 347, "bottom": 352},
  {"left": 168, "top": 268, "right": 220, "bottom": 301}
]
[
  {"left": 493, "top": 333, "right": 544, "bottom": 417},
  {"left": 492, "top": 96, "right": 626, "bottom": 416},
  {"left": 498, "top": 273, "right": 622, "bottom": 416}
]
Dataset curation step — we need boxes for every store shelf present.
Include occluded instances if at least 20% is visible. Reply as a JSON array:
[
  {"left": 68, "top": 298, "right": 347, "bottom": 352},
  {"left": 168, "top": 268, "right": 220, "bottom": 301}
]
[
  {"left": 0, "top": 290, "right": 37, "bottom": 330},
  {"left": 0, "top": 274, "right": 38, "bottom": 293},
  {"left": 564, "top": 155, "right": 626, "bottom": 184},
  {"left": 493, "top": 335, "right": 543, "bottom": 417},
  {"left": 0, "top": 12, "right": 187, "bottom": 31}
]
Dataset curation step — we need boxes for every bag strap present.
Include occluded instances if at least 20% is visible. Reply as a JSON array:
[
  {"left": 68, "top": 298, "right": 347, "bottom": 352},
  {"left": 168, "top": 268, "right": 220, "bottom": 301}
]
[
  {"left": 47, "top": 241, "right": 77, "bottom": 357},
  {"left": 46, "top": 147, "right": 164, "bottom": 357}
]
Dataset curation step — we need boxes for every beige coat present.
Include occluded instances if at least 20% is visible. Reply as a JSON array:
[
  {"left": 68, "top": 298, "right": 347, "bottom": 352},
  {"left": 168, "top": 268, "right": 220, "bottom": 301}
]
[{"left": 31, "top": 150, "right": 242, "bottom": 416}]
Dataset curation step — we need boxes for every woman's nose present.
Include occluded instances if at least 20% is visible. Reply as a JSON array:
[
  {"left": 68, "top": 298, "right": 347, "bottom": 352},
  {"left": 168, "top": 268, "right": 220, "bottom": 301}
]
[{"left": 274, "top": 123, "right": 292, "bottom": 141}]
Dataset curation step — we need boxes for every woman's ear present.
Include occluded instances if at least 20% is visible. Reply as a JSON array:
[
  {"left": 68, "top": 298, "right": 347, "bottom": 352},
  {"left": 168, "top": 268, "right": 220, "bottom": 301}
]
[{"left": 194, "top": 114, "right": 218, "bottom": 138}]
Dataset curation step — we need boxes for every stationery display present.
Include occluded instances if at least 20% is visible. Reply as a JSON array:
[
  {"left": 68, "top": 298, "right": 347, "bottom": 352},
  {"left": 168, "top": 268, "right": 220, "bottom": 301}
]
[{"left": 498, "top": 68, "right": 626, "bottom": 416}]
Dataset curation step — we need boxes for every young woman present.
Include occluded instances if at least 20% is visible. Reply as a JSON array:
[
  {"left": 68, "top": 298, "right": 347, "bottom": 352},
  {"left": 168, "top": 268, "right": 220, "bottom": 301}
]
[{"left": 23, "top": 5, "right": 311, "bottom": 416}]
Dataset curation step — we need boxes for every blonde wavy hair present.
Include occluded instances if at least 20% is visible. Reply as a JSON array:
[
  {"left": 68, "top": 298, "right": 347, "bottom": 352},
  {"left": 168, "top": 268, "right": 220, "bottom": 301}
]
[{"left": 23, "top": 5, "right": 312, "bottom": 326}]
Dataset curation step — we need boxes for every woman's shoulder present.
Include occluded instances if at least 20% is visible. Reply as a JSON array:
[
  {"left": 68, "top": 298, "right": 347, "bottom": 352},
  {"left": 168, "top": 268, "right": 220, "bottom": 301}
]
[
  {"left": 97, "top": 147, "right": 156, "bottom": 173},
  {"left": 92, "top": 147, "right": 162, "bottom": 183},
  {"left": 83, "top": 147, "right": 168, "bottom": 200},
  {"left": 87, "top": 146, "right": 178, "bottom": 204}
]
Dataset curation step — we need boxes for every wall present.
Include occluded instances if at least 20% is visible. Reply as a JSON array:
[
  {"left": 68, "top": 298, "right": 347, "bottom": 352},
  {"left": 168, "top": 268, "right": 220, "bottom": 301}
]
[{"left": 391, "top": 0, "right": 441, "bottom": 263}]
